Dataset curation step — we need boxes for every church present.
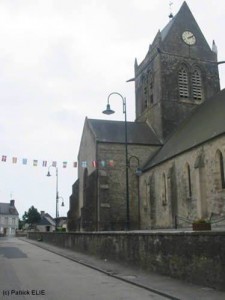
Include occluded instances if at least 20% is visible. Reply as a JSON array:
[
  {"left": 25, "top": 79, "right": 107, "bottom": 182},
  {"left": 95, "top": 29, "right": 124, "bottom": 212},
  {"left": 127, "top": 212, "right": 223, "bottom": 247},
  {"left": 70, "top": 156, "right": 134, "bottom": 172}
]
[{"left": 67, "top": 2, "right": 225, "bottom": 231}]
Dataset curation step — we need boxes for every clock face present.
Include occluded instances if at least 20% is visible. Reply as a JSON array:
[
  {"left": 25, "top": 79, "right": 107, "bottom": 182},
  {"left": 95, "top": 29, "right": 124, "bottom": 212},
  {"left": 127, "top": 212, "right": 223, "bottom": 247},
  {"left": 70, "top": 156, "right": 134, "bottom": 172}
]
[{"left": 182, "top": 31, "right": 196, "bottom": 45}]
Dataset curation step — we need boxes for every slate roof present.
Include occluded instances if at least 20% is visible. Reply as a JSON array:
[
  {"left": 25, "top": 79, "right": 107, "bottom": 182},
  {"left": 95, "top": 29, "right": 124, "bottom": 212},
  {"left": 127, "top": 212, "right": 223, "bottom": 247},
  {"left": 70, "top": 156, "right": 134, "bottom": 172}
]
[
  {"left": 0, "top": 202, "right": 19, "bottom": 216},
  {"left": 160, "top": 14, "right": 175, "bottom": 41},
  {"left": 143, "top": 89, "right": 225, "bottom": 170},
  {"left": 160, "top": 1, "right": 188, "bottom": 41},
  {"left": 38, "top": 213, "right": 55, "bottom": 226},
  {"left": 87, "top": 119, "right": 161, "bottom": 145}
]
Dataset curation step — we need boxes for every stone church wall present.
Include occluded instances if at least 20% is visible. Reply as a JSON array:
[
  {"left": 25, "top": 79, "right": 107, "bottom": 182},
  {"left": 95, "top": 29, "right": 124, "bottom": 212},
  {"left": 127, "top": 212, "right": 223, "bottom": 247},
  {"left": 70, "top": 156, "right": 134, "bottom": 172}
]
[
  {"left": 28, "top": 231, "right": 225, "bottom": 291},
  {"left": 97, "top": 142, "right": 160, "bottom": 230},
  {"left": 140, "top": 135, "right": 225, "bottom": 229}
]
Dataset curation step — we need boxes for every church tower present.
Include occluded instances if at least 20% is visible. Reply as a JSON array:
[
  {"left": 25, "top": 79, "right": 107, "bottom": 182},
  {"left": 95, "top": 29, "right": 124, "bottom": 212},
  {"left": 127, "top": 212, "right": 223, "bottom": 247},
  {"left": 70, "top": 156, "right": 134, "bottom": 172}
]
[{"left": 135, "top": 1, "right": 220, "bottom": 141}]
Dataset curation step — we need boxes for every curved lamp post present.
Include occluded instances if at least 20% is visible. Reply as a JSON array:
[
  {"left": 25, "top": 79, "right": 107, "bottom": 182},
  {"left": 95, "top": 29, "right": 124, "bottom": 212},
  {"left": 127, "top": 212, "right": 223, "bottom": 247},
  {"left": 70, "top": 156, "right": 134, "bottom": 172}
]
[
  {"left": 102, "top": 92, "right": 130, "bottom": 230},
  {"left": 128, "top": 156, "right": 142, "bottom": 229},
  {"left": 46, "top": 165, "right": 59, "bottom": 231}
]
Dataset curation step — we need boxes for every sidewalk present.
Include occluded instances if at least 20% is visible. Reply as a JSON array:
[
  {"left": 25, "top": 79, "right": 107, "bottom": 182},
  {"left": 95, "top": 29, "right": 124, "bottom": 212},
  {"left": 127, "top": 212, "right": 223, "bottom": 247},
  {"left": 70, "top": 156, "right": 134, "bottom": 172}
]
[{"left": 21, "top": 237, "right": 225, "bottom": 300}]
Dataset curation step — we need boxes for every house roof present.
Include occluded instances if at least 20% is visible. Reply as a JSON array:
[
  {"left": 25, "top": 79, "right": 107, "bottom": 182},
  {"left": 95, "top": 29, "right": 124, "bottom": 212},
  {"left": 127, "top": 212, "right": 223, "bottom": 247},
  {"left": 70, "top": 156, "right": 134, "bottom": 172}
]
[
  {"left": 143, "top": 89, "right": 225, "bottom": 170},
  {"left": 0, "top": 202, "right": 19, "bottom": 216},
  {"left": 38, "top": 213, "right": 55, "bottom": 226},
  {"left": 87, "top": 119, "right": 161, "bottom": 145}
]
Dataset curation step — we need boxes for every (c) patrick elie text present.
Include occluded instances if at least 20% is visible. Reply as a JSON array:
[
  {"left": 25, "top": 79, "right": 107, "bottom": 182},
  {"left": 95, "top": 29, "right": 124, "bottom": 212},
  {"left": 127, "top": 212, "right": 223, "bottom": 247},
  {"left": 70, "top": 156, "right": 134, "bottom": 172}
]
[{"left": 2, "top": 289, "right": 46, "bottom": 296}]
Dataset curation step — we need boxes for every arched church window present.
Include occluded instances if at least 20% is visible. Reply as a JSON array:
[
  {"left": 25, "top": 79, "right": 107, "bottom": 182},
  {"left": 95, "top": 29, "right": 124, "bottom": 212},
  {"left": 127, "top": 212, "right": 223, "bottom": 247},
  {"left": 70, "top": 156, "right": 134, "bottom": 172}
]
[
  {"left": 192, "top": 68, "right": 202, "bottom": 100},
  {"left": 178, "top": 66, "right": 189, "bottom": 98},
  {"left": 185, "top": 163, "right": 192, "bottom": 198},
  {"left": 162, "top": 173, "right": 167, "bottom": 205},
  {"left": 215, "top": 150, "right": 225, "bottom": 189},
  {"left": 142, "top": 74, "right": 148, "bottom": 109}
]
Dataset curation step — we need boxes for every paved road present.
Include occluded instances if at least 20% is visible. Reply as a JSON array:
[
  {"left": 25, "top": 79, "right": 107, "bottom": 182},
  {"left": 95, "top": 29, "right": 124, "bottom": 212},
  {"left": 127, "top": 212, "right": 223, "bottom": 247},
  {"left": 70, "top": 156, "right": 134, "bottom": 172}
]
[{"left": 0, "top": 238, "right": 165, "bottom": 300}]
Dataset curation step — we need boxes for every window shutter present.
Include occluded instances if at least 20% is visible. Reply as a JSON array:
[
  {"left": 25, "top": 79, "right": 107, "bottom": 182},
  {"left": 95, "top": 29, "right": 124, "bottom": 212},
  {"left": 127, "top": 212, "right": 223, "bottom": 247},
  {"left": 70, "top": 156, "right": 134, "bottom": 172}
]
[
  {"left": 178, "top": 67, "right": 189, "bottom": 98},
  {"left": 192, "top": 69, "right": 202, "bottom": 100}
]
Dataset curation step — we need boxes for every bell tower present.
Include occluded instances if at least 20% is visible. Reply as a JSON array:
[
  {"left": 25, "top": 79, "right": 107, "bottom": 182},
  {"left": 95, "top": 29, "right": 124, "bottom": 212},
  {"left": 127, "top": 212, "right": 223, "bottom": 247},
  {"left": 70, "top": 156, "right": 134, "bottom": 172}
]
[{"left": 135, "top": 1, "right": 220, "bottom": 141}]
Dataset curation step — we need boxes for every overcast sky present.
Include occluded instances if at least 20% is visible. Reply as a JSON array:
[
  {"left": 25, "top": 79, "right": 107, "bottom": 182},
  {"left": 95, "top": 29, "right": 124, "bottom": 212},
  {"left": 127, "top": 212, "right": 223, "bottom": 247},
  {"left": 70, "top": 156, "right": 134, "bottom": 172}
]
[{"left": 0, "top": 0, "right": 225, "bottom": 219}]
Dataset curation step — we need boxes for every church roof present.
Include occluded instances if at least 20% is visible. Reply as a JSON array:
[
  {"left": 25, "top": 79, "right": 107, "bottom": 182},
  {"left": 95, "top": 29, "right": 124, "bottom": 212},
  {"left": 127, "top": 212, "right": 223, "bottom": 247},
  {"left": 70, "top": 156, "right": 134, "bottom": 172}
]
[
  {"left": 87, "top": 119, "right": 161, "bottom": 145},
  {"left": 143, "top": 89, "right": 225, "bottom": 170}
]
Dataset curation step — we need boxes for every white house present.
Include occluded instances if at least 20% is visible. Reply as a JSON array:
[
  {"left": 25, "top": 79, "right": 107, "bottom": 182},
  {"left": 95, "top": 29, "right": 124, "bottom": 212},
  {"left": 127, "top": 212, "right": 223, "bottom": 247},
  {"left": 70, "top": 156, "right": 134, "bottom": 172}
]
[
  {"left": 0, "top": 200, "right": 19, "bottom": 236},
  {"left": 36, "top": 211, "right": 55, "bottom": 232}
]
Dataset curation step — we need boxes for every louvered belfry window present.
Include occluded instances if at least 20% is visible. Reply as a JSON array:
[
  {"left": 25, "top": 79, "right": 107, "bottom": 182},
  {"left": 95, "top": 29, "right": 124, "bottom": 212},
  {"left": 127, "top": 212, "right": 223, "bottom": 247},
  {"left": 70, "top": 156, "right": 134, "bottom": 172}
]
[
  {"left": 178, "top": 67, "right": 189, "bottom": 98},
  {"left": 192, "top": 69, "right": 202, "bottom": 100}
]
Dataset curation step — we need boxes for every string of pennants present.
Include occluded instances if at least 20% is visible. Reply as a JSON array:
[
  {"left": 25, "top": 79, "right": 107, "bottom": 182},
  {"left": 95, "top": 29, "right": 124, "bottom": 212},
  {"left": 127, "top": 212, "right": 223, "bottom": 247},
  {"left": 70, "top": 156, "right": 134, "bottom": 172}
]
[
  {"left": 0, "top": 155, "right": 114, "bottom": 169},
  {"left": 81, "top": 160, "right": 114, "bottom": 168}
]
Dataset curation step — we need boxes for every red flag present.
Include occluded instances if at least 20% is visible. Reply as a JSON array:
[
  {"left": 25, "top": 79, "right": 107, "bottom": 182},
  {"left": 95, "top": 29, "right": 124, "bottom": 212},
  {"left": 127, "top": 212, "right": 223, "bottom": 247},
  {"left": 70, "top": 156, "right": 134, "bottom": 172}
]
[
  {"left": 92, "top": 160, "right": 97, "bottom": 167},
  {"left": 108, "top": 160, "right": 114, "bottom": 167}
]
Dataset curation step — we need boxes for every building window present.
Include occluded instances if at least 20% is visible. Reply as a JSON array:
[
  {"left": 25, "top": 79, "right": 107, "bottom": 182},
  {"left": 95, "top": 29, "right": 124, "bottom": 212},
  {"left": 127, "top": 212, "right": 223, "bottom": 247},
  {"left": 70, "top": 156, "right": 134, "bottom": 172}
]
[
  {"left": 186, "top": 163, "right": 192, "bottom": 198},
  {"left": 192, "top": 68, "right": 202, "bottom": 100},
  {"left": 178, "top": 66, "right": 189, "bottom": 98},
  {"left": 162, "top": 173, "right": 167, "bottom": 205},
  {"left": 215, "top": 150, "right": 225, "bottom": 189}
]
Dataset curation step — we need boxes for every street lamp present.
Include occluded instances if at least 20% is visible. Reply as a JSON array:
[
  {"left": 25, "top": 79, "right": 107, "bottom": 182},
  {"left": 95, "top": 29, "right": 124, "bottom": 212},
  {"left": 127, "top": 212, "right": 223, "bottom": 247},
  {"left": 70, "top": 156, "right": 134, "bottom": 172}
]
[
  {"left": 128, "top": 156, "right": 142, "bottom": 230},
  {"left": 102, "top": 92, "right": 130, "bottom": 230},
  {"left": 46, "top": 165, "right": 59, "bottom": 231},
  {"left": 58, "top": 196, "right": 65, "bottom": 207}
]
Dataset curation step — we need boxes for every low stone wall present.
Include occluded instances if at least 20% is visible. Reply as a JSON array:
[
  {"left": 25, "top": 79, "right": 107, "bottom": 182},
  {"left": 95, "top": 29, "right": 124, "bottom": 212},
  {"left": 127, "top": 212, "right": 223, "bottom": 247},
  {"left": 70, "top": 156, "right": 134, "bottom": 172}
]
[{"left": 27, "top": 231, "right": 225, "bottom": 290}]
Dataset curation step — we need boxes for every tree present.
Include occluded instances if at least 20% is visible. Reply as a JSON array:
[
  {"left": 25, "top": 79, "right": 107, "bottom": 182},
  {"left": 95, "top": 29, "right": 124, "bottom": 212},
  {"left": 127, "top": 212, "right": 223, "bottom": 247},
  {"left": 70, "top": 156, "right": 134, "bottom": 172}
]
[
  {"left": 22, "top": 206, "right": 41, "bottom": 226},
  {"left": 18, "top": 219, "right": 25, "bottom": 230}
]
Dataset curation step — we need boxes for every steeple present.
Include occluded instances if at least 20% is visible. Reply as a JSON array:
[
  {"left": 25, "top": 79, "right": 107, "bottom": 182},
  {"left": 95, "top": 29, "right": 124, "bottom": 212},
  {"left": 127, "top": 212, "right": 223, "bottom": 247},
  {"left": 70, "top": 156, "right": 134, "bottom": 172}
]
[
  {"left": 134, "top": 1, "right": 220, "bottom": 141},
  {"left": 212, "top": 40, "right": 218, "bottom": 55}
]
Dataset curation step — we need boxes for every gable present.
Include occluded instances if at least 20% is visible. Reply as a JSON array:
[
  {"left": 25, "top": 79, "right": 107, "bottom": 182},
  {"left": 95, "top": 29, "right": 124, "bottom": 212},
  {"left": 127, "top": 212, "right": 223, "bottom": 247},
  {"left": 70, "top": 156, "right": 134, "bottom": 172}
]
[
  {"left": 160, "top": 2, "right": 215, "bottom": 61},
  {"left": 78, "top": 117, "right": 97, "bottom": 159}
]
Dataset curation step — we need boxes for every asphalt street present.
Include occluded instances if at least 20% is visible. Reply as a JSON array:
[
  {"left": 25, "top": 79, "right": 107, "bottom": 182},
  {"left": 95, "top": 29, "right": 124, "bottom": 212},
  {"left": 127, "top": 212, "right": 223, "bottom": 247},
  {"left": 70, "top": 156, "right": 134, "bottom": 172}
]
[
  {"left": 0, "top": 237, "right": 165, "bottom": 300},
  {"left": 1, "top": 237, "right": 225, "bottom": 300}
]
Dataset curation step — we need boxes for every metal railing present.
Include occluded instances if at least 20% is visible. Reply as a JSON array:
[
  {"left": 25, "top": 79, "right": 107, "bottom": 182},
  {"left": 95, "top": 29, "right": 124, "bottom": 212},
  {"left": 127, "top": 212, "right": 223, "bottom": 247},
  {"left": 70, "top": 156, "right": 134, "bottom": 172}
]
[
  {"left": 174, "top": 215, "right": 193, "bottom": 229},
  {"left": 175, "top": 213, "right": 225, "bottom": 229}
]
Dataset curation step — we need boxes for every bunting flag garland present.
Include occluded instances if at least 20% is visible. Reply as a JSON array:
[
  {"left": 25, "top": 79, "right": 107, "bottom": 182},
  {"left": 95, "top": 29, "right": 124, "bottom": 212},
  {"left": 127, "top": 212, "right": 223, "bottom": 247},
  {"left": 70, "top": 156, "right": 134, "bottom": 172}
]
[
  {"left": 12, "top": 157, "right": 17, "bottom": 164},
  {"left": 108, "top": 160, "right": 114, "bottom": 167},
  {"left": 92, "top": 160, "right": 97, "bottom": 167},
  {"left": 82, "top": 160, "right": 115, "bottom": 168},
  {"left": 22, "top": 158, "right": 28, "bottom": 165},
  {"left": 52, "top": 161, "right": 57, "bottom": 167},
  {"left": 81, "top": 161, "right": 87, "bottom": 168},
  {"left": 0, "top": 153, "right": 115, "bottom": 169},
  {"left": 100, "top": 160, "right": 106, "bottom": 167}
]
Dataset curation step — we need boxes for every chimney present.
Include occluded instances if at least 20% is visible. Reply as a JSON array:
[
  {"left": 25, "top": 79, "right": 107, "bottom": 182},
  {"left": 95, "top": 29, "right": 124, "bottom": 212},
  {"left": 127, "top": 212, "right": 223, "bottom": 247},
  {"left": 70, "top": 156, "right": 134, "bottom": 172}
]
[
  {"left": 41, "top": 211, "right": 45, "bottom": 218},
  {"left": 10, "top": 200, "right": 15, "bottom": 206}
]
